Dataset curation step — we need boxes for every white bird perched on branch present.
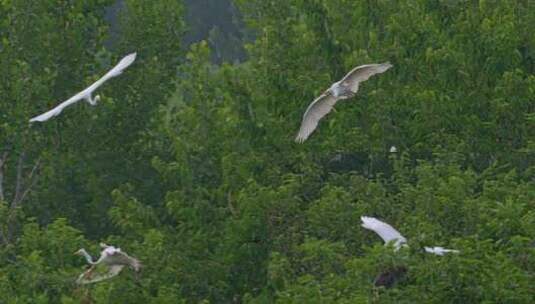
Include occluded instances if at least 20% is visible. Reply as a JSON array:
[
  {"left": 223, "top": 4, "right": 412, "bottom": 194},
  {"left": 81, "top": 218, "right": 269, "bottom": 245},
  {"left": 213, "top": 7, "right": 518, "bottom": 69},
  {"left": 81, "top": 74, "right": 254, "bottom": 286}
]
[
  {"left": 360, "top": 216, "right": 459, "bottom": 255},
  {"left": 295, "top": 62, "right": 392, "bottom": 143},
  {"left": 74, "top": 242, "right": 141, "bottom": 284},
  {"left": 29, "top": 53, "right": 137, "bottom": 123}
]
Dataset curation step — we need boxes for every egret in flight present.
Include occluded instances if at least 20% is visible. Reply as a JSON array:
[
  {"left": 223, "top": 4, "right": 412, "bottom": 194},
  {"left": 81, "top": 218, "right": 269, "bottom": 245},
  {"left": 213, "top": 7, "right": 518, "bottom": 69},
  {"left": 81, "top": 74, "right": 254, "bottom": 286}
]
[
  {"left": 75, "top": 242, "right": 141, "bottom": 284},
  {"left": 360, "top": 216, "right": 459, "bottom": 255},
  {"left": 295, "top": 62, "right": 392, "bottom": 143},
  {"left": 362, "top": 216, "right": 459, "bottom": 289},
  {"left": 29, "top": 53, "right": 137, "bottom": 123}
]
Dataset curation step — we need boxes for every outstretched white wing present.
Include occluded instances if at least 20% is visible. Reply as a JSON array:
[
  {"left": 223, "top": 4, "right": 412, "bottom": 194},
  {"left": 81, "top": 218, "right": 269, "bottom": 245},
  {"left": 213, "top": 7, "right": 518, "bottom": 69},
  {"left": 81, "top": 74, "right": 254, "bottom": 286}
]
[
  {"left": 340, "top": 62, "right": 392, "bottom": 92},
  {"left": 28, "top": 94, "right": 83, "bottom": 122},
  {"left": 100, "top": 242, "right": 141, "bottom": 271},
  {"left": 82, "top": 52, "right": 136, "bottom": 94},
  {"left": 76, "top": 265, "right": 125, "bottom": 285},
  {"left": 424, "top": 246, "right": 460, "bottom": 256},
  {"left": 295, "top": 92, "right": 339, "bottom": 143},
  {"left": 361, "top": 216, "right": 407, "bottom": 250},
  {"left": 108, "top": 250, "right": 142, "bottom": 272},
  {"left": 29, "top": 53, "right": 137, "bottom": 122}
]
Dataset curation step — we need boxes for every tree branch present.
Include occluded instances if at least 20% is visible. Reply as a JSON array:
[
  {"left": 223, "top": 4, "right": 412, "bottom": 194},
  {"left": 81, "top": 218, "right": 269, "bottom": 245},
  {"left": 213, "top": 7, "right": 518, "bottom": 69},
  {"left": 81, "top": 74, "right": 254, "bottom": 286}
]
[
  {"left": 227, "top": 191, "right": 239, "bottom": 218},
  {"left": 12, "top": 152, "right": 26, "bottom": 206},
  {"left": 0, "top": 152, "right": 7, "bottom": 202},
  {"left": 5, "top": 153, "right": 41, "bottom": 244},
  {"left": 16, "top": 157, "right": 41, "bottom": 206}
]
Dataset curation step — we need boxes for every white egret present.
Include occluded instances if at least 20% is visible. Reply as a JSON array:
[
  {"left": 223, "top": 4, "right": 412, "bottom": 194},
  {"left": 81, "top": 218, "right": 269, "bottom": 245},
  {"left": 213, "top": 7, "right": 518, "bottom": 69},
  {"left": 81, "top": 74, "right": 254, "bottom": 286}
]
[
  {"left": 360, "top": 216, "right": 459, "bottom": 255},
  {"left": 295, "top": 62, "right": 392, "bottom": 143},
  {"left": 361, "top": 216, "right": 408, "bottom": 251},
  {"left": 29, "top": 53, "right": 137, "bottom": 123},
  {"left": 362, "top": 216, "right": 459, "bottom": 290},
  {"left": 74, "top": 242, "right": 141, "bottom": 284}
]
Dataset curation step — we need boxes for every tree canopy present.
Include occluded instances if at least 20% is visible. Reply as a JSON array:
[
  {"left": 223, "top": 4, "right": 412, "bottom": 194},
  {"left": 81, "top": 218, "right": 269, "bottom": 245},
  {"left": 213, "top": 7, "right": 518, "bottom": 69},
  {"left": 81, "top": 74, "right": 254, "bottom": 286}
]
[{"left": 0, "top": 0, "right": 534, "bottom": 303}]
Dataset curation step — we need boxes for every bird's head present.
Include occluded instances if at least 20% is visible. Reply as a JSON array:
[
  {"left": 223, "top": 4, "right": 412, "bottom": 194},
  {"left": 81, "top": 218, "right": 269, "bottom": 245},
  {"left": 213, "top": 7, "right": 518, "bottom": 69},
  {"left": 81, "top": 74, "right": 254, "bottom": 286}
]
[
  {"left": 74, "top": 248, "right": 86, "bottom": 256},
  {"left": 94, "top": 95, "right": 101, "bottom": 104}
]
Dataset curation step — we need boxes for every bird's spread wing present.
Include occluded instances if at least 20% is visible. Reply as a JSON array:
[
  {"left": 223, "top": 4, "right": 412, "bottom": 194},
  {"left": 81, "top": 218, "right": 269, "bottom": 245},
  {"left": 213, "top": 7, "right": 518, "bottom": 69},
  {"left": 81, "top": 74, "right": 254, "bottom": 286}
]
[
  {"left": 109, "top": 250, "right": 142, "bottom": 271},
  {"left": 91, "top": 245, "right": 120, "bottom": 264},
  {"left": 361, "top": 216, "right": 407, "bottom": 248},
  {"left": 295, "top": 92, "right": 339, "bottom": 143},
  {"left": 84, "top": 52, "right": 137, "bottom": 94},
  {"left": 29, "top": 53, "right": 136, "bottom": 123},
  {"left": 76, "top": 265, "right": 125, "bottom": 285},
  {"left": 29, "top": 94, "right": 84, "bottom": 122},
  {"left": 424, "top": 246, "right": 460, "bottom": 256},
  {"left": 340, "top": 62, "right": 392, "bottom": 92}
]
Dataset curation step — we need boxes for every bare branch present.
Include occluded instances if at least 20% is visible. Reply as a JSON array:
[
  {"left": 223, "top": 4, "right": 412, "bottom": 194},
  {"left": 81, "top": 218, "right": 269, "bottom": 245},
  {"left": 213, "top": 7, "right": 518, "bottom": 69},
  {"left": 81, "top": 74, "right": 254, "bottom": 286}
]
[
  {"left": 5, "top": 153, "right": 41, "bottom": 244},
  {"left": 227, "top": 191, "right": 239, "bottom": 218},
  {"left": 12, "top": 152, "right": 26, "bottom": 206},
  {"left": 0, "top": 152, "right": 7, "bottom": 202},
  {"left": 0, "top": 152, "right": 6, "bottom": 166},
  {"left": 16, "top": 157, "right": 41, "bottom": 206},
  {"left": 0, "top": 230, "right": 7, "bottom": 246}
]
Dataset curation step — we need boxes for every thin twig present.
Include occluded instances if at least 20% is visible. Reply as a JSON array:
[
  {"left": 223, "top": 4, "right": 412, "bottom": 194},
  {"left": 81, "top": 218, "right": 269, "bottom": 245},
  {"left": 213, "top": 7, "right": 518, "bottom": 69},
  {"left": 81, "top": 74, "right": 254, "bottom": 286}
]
[{"left": 16, "top": 157, "right": 41, "bottom": 206}]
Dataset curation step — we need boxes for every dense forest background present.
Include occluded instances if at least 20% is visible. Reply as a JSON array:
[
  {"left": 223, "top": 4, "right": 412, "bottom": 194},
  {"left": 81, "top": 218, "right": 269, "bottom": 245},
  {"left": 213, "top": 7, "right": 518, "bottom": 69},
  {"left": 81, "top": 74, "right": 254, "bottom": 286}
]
[{"left": 1, "top": 0, "right": 534, "bottom": 303}]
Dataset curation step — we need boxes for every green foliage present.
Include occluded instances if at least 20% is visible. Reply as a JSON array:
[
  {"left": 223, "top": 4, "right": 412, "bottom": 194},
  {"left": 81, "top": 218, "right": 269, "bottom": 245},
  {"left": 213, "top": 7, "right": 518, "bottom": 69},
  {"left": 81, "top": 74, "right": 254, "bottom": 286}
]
[{"left": 1, "top": 0, "right": 534, "bottom": 303}]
